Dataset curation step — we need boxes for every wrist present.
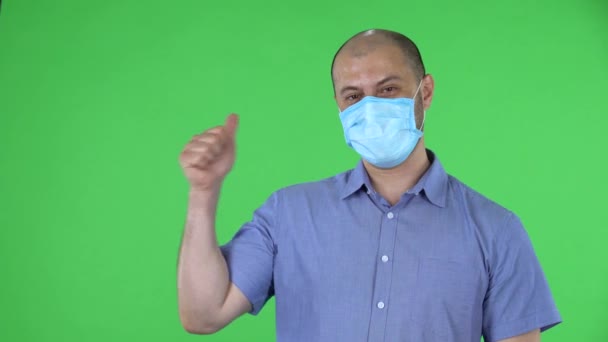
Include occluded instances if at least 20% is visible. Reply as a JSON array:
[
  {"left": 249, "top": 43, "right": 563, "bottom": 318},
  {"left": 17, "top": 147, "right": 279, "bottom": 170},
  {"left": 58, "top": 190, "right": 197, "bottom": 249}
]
[{"left": 189, "top": 183, "right": 222, "bottom": 197}]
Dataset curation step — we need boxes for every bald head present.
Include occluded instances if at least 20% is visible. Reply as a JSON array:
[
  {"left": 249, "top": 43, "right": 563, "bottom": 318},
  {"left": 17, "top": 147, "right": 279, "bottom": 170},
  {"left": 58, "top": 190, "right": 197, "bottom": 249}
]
[{"left": 331, "top": 29, "right": 426, "bottom": 88}]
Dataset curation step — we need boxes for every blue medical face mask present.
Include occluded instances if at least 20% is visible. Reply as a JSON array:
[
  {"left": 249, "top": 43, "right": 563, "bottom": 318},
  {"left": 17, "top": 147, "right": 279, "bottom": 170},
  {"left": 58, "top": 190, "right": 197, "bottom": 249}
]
[{"left": 339, "top": 81, "right": 425, "bottom": 169}]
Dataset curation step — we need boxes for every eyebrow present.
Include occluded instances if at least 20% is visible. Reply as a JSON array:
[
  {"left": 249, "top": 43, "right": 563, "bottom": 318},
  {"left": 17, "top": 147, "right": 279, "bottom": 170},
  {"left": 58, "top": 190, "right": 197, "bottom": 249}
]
[
  {"left": 377, "top": 75, "right": 402, "bottom": 86},
  {"left": 339, "top": 75, "right": 403, "bottom": 96}
]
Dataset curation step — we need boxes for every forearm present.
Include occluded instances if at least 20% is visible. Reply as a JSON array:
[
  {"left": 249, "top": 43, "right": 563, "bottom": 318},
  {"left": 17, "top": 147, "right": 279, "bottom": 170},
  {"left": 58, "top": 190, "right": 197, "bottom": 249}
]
[{"left": 177, "top": 186, "right": 230, "bottom": 329}]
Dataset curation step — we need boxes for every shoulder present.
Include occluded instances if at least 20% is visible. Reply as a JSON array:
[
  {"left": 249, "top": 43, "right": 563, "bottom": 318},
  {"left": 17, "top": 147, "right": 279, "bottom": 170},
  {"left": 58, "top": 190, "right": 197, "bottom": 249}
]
[
  {"left": 445, "top": 174, "right": 535, "bottom": 272},
  {"left": 446, "top": 174, "right": 520, "bottom": 238},
  {"left": 275, "top": 168, "right": 353, "bottom": 200}
]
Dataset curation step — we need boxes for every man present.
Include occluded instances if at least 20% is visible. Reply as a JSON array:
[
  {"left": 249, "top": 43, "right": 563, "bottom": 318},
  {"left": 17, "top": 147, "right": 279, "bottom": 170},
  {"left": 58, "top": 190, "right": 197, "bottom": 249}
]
[{"left": 177, "top": 29, "right": 561, "bottom": 341}]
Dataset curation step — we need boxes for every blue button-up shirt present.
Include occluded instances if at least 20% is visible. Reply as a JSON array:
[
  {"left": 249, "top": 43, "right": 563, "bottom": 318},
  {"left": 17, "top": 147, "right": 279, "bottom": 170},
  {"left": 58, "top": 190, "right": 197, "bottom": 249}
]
[{"left": 221, "top": 151, "right": 561, "bottom": 342}]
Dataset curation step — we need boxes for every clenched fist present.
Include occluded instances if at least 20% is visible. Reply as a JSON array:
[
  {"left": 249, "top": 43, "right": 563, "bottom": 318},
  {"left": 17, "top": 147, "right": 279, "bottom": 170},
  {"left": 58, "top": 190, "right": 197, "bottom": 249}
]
[{"left": 179, "top": 114, "right": 239, "bottom": 191}]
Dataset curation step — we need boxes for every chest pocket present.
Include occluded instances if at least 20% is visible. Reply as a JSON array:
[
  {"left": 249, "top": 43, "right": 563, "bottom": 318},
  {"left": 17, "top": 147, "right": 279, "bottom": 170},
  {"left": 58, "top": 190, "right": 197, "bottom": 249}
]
[{"left": 409, "top": 257, "right": 483, "bottom": 340}]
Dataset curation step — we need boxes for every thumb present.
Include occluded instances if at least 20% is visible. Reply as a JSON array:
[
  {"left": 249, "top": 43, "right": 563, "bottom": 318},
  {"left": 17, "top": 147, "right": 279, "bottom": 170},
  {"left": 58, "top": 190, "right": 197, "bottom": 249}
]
[{"left": 224, "top": 113, "right": 239, "bottom": 139}]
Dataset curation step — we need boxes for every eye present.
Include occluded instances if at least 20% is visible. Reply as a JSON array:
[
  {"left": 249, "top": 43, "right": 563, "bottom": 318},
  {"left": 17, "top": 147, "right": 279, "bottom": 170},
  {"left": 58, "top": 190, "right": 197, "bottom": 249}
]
[
  {"left": 345, "top": 93, "right": 360, "bottom": 101},
  {"left": 382, "top": 86, "right": 397, "bottom": 93}
]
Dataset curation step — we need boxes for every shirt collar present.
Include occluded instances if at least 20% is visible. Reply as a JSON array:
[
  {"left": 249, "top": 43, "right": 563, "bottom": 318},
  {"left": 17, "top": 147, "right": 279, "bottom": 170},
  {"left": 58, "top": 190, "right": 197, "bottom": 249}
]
[
  {"left": 339, "top": 159, "right": 371, "bottom": 200},
  {"left": 339, "top": 149, "right": 448, "bottom": 208}
]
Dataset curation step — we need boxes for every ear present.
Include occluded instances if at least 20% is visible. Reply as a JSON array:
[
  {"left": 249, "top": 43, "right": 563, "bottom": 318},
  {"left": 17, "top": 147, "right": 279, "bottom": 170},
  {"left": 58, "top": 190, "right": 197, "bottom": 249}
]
[{"left": 421, "top": 74, "right": 435, "bottom": 111}]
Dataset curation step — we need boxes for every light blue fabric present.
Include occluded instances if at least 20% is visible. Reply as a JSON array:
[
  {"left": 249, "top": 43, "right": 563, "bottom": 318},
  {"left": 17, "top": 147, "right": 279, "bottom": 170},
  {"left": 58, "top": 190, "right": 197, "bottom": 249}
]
[
  {"left": 339, "top": 94, "right": 423, "bottom": 169},
  {"left": 220, "top": 151, "right": 561, "bottom": 342}
]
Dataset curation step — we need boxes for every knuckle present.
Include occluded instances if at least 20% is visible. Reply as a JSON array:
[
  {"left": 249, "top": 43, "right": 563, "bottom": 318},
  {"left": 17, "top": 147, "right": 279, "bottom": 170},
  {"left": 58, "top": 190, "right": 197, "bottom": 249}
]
[
  {"left": 206, "top": 134, "right": 220, "bottom": 145},
  {"left": 179, "top": 149, "right": 190, "bottom": 161}
]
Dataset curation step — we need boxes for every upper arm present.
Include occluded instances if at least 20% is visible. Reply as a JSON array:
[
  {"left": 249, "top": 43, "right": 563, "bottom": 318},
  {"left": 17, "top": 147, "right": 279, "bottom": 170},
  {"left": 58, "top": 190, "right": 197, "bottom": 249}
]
[
  {"left": 482, "top": 213, "right": 561, "bottom": 341},
  {"left": 498, "top": 329, "right": 540, "bottom": 342},
  {"left": 206, "top": 191, "right": 279, "bottom": 333},
  {"left": 219, "top": 192, "right": 278, "bottom": 316}
]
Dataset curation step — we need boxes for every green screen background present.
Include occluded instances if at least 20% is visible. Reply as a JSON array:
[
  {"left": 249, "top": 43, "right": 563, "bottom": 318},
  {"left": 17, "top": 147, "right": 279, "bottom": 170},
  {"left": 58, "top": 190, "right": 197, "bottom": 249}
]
[{"left": 1, "top": 0, "right": 607, "bottom": 341}]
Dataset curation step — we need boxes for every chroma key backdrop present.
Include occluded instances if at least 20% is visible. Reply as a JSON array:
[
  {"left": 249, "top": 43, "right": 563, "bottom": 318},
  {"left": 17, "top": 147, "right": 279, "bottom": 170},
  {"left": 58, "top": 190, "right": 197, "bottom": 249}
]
[{"left": 1, "top": 0, "right": 607, "bottom": 341}]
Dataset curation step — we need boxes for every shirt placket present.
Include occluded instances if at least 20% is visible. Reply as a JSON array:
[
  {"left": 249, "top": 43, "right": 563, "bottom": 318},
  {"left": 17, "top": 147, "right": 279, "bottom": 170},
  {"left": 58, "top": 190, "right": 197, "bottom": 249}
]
[{"left": 367, "top": 202, "right": 400, "bottom": 342}]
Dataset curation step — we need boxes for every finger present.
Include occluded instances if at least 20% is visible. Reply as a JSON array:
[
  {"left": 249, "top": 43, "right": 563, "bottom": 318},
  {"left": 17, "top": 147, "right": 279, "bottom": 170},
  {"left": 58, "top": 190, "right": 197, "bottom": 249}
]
[
  {"left": 189, "top": 126, "right": 224, "bottom": 143},
  {"left": 188, "top": 141, "right": 222, "bottom": 156},
  {"left": 191, "top": 132, "right": 224, "bottom": 146},
  {"left": 224, "top": 113, "right": 239, "bottom": 139},
  {"left": 190, "top": 127, "right": 228, "bottom": 144},
  {"left": 180, "top": 150, "right": 205, "bottom": 167},
  {"left": 206, "top": 126, "right": 226, "bottom": 135},
  {"left": 189, "top": 138, "right": 225, "bottom": 158},
  {"left": 181, "top": 151, "right": 213, "bottom": 169}
]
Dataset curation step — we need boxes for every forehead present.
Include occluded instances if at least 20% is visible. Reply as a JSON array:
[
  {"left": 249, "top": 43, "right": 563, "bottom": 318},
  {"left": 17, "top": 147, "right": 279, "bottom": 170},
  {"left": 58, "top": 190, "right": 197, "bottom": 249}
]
[{"left": 333, "top": 44, "right": 414, "bottom": 86}]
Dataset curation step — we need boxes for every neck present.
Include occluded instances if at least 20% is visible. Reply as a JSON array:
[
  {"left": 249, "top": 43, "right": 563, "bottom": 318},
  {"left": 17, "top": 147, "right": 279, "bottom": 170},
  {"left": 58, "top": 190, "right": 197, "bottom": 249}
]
[{"left": 363, "top": 141, "right": 430, "bottom": 206}]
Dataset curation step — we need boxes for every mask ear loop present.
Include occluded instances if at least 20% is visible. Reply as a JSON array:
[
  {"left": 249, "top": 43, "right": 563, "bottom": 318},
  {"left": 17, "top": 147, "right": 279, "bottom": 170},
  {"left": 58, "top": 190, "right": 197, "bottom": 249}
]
[
  {"left": 412, "top": 79, "right": 426, "bottom": 131},
  {"left": 419, "top": 110, "right": 427, "bottom": 132}
]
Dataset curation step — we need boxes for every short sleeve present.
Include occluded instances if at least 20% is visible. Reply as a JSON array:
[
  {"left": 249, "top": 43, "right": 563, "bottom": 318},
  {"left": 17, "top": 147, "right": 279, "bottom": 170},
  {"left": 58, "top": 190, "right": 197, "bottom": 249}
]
[
  {"left": 482, "top": 213, "right": 562, "bottom": 342},
  {"left": 219, "top": 192, "right": 278, "bottom": 315}
]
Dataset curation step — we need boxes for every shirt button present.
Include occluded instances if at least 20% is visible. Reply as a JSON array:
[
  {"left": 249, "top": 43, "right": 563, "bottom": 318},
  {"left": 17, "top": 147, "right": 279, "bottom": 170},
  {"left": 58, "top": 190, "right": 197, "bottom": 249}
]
[
  {"left": 381, "top": 255, "right": 389, "bottom": 263},
  {"left": 387, "top": 212, "right": 394, "bottom": 219},
  {"left": 377, "top": 301, "right": 385, "bottom": 309}
]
